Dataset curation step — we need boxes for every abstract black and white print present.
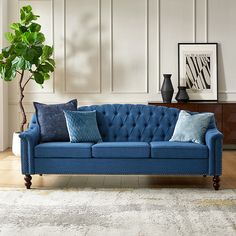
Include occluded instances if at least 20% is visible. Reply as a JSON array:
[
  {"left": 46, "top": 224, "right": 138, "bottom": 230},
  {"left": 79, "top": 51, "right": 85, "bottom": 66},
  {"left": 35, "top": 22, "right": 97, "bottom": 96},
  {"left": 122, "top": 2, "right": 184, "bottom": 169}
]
[{"left": 185, "top": 54, "right": 211, "bottom": 90}]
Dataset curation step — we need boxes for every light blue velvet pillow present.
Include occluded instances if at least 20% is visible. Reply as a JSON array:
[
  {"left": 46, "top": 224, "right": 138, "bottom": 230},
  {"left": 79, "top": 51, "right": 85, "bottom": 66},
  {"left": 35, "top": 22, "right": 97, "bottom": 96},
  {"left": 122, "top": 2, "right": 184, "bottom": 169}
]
[
  {"left": 64, "top": 110, "right": 102, "bottom": 143},
  {"left": 169, "top": 110, "right": 214, "bottom": 144}
]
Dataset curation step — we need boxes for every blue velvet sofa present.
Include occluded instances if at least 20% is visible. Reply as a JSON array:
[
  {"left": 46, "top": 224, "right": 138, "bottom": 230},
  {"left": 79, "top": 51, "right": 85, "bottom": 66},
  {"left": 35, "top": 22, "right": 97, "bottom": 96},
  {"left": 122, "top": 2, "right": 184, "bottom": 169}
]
[{"left": 20, "top": 104, "right": 223, "bottom": 190}]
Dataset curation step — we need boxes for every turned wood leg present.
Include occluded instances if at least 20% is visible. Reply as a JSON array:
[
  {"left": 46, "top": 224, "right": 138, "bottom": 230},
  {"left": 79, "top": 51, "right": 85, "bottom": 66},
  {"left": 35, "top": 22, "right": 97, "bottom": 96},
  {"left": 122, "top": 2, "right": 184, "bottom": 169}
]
[
  {"left": 213, "top": 176, "right": 220, "bottom": 190},
  {"left": 24, "top": 175, "right": 32, "bottom": 189},
  {"left": 203, "top": 175, "right": 207, "bottom": 177}
]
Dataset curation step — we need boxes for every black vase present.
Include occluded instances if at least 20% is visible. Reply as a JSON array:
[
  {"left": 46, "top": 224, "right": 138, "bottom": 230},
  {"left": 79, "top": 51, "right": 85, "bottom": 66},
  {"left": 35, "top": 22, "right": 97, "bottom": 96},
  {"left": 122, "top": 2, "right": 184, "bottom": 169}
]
[
  {"left": 175, "top": 86, "right": 189, "bottom": 103},
  {"left": 161, "top": 74, "right": 174, "bottom": 103}
]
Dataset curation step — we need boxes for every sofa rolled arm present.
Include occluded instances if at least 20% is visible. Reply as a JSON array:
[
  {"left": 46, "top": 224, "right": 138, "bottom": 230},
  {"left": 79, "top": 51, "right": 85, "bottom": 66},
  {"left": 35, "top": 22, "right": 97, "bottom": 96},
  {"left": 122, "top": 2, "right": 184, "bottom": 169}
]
[
  {"left": 19, "top": 126, "right": 40, "bottom": 175},
  {"left": 205, "top": 128, "right": 224, "bottom": 176}
]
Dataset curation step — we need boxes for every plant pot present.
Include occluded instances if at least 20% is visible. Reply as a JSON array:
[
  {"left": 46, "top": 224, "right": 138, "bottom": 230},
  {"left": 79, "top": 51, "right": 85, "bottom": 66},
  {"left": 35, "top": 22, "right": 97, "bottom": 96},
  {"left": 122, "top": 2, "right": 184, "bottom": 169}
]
[
  {"left": 161, "top": 74, "right": 174, "bottom": 103},
  {"left": 12, "top": 132, "right": 21, "bottom": 157}
]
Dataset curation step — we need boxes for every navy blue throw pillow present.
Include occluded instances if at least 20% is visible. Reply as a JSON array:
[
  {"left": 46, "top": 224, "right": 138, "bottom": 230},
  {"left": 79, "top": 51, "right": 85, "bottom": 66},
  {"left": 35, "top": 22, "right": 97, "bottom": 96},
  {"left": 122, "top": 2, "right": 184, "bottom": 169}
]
[
  {"left": 64, "top": 110, "right": 102, "bottom": 143},
  {"left": 34, "top": 99, "right": 77, "bottom": 142}
]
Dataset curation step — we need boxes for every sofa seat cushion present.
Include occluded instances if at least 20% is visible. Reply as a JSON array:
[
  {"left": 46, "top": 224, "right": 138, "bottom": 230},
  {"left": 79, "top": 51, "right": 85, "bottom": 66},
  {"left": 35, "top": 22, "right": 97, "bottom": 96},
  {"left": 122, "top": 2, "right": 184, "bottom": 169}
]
[
  {"left": 150, "top": 141, "right": 208, "bottom": 159},
  {"left": 35, "top": 142, "right": 93, "bottom": 158},
  {"left": 92, "top": 142, "right": 150, "bottom": 158}
]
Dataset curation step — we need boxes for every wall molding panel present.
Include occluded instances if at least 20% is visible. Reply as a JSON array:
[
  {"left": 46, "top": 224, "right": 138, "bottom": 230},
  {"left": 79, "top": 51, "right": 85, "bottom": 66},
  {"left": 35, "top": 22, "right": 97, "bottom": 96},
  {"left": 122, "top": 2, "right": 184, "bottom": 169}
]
[
  {"left": 110, "top": 0, "right": 149, "bottom": 94},
  {"left": 64, "top": 0, "right": 102, "bottom": 94}
]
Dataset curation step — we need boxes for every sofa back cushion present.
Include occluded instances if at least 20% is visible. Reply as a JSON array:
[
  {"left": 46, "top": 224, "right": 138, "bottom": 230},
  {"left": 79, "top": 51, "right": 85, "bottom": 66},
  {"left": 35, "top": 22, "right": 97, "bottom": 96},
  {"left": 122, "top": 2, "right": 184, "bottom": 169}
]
[{"left": 78, "top": 104, "right": 180, "bottom": 142}]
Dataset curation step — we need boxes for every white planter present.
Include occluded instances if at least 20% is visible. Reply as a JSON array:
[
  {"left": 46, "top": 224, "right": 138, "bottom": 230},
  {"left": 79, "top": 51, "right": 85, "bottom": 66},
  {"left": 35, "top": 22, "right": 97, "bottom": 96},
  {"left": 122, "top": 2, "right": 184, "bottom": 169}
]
[{"left": 12, "top": 132, "right": 21, "bottom": 157}]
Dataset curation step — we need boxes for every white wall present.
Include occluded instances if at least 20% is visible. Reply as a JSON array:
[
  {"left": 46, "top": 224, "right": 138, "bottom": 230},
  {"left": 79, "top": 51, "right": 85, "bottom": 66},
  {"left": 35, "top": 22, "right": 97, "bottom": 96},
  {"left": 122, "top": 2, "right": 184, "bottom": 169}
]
[
  {"left": 0, "top": 0, "right": 8, "bottom": 151},
  {"left": 6, "top": 0, "right": 236, "bottom": 144}
]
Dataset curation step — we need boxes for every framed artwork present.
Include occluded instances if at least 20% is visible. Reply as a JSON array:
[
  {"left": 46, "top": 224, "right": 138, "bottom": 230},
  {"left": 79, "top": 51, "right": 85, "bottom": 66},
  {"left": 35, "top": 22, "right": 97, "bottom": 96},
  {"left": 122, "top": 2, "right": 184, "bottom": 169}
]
[{"left": 178, "top": 43, "right": 218, "bottom": 101}]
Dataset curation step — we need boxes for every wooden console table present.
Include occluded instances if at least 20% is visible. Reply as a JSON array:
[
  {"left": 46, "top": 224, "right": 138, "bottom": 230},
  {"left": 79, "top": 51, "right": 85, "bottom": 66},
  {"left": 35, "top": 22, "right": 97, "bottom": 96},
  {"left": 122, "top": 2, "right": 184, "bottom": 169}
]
[{"left": 148, "top": 101, "right": 236, "bottom": 146}]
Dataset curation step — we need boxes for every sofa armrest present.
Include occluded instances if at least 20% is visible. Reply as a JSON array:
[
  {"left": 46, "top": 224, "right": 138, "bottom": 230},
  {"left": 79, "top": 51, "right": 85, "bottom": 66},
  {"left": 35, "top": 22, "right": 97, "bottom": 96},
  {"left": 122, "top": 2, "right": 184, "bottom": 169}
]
[
  {"left": 205, "top": 128, "right": 224, "bottom": 176},
  {"left": 19, "top": 126, "right": 40, "bottom": 174}
]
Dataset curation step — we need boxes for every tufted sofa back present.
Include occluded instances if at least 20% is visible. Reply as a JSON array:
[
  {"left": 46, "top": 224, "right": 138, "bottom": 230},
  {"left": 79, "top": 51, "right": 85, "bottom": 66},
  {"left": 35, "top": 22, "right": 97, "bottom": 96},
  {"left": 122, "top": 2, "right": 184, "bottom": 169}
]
[{"left": 78, "top": 104, "right": 180, "bottom": 142}]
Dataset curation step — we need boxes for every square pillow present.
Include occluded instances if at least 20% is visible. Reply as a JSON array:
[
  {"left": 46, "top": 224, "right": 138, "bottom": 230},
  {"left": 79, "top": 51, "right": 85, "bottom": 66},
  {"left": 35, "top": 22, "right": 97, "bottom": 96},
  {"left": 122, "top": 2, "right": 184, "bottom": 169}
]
[
  {"left": 64, "top": 110, "right": 102, "bottom": 143},
  {"left": 169, "top": 110, "right": 214, "bottom": 144},
  {"left": 34, "top": 99, "right": 77, "bottom": 142}
]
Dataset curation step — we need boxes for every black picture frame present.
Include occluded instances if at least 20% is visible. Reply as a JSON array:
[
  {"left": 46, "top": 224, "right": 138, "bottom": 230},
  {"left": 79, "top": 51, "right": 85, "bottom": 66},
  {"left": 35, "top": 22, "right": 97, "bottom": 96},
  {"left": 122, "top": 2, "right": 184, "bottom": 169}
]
[{"left": 178, "top": 43, "right": 218, "bottom": 102}]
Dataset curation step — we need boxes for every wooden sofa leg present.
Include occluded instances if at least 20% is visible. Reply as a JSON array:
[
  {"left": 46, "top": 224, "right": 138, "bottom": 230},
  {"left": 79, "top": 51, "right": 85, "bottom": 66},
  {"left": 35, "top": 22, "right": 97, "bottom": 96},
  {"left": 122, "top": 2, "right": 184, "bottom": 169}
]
[
  {"left": 203, "top": 175, "right": 207, "bottom": 177},
  {"left": 213, "top": 176, "right": 220, "bottom": 190},
  {"left": 24, "top": 175, "right": 32, "bottom": 189},
  {"left": 39, "top": 174, "right": 42, "bottom": 176}
]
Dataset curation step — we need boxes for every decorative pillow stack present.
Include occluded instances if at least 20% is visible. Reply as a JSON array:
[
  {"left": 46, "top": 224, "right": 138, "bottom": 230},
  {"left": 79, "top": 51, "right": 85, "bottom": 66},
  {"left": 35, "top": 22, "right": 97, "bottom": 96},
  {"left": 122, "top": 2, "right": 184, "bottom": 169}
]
[
  {"left": 64, "top": 110, "right": 102, "bottom": 143},
  {"left": 34, "top": 99, "right": 77, "bottom": 142},
  {"left": 170, "top": 110, "right": 214, "bottom": 144}
]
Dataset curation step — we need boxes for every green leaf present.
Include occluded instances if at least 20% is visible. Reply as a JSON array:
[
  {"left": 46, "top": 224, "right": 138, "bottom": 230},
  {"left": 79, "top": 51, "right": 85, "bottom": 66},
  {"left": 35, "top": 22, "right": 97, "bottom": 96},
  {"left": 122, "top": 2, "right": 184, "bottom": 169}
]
[
  {"left": 11, "top": 57, "right": 31, "bottom": 70},
  {"left": 24, "top": 60, "right": 31, "bottom": 70},
  {"left": 22, "top": 46, "right": 42, "bottom": 63},
  {"left": 19, "top": 26, "right": 28, "bottom": 33},
  {"left": 3, "top": 46, "right": 16, "bottom": 59},
  {"left": 44, "top": 73, "right": 50, "bottom": 80},
  {"left": 2, "top": 46, "right": 11, "bottom": 58},
  {"left": 22, "top": 5, "right": 32, "bottom": 13},
  {"left": 38, "top": 60, "right": 54, "bottom": 73},
  {"left": 20, "top": 8, "right": 26, "bottom": 22},
  {"left": 10, "top": 23, "right": 21, "bottom": 32},
  {"left": 45, "top": 62, "right": 54, "bottom": 72},
  {"left": 4, "top": 68, "right": 16, "bottom": 81},
  {"left": 5, "top": 32, "right": 15, "bottom": 43},
  {"left": 25, "top": 13, "right": 37, "bottom": 24},
  {"left": 35, "top": 32, "right": 45, "bottom": 44},
  {"left": 32, "top": 58, "right": 40, "bottom": 67},
  {"left": 47, "top": 58, "right": 56, "bottom": 67},
  {"left": 6, "top": 54, "right": 17, "bottom": 65},
  {"left": 11, "top": 57, "right": 21, "bottom": 68},
  {"left": 34, "top": 71, "right": 44, "bottom": 84},
  {"left": 38, "top": 64, "right": 50, "bottom": 73},
  {"left": 14, "top": 43, "right": 27, "bottom": 56},
  {"left": 41, "top": 45, "right": 53, "bottom": 61},
  {"left": 0, "top": 67, "right": 6, "bottom": 80},
  {"left": 31, "top": 45, "right": 43, "bottom": 57},
  {"left": 14, "top": 30, "right": 22, "bottom": 41},
  {"left": 0, "top": 53, "right": 4, "bottom": 60},
  {"left": 20, "top": 5, "right": 39, "bottom": 26},
  {"left": 23, "top": 47, "right": 37, "bottom": 62},
  {"left": 0, "top": 62, "right": 5, "bottom": 79},
  {"left": 29, "top": 23, "right": 41, "bottom": 32},
  {"left": 22, "top": 32, "right": 37, "bottom": 45}
]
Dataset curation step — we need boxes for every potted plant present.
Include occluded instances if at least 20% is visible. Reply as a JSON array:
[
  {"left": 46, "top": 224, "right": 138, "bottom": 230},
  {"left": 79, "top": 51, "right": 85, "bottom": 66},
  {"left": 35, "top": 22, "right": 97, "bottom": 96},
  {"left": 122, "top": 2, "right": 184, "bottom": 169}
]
[{"left": 0, "top": 5, "right": 55, "bottom": 156}]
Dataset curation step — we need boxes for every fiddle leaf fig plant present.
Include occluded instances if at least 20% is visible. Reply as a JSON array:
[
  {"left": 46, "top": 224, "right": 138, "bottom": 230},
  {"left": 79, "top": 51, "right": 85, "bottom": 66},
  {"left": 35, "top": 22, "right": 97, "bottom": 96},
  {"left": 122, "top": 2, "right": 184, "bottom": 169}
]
[{"left": 0, "top": 5, "right": 55, "bottom": 132}]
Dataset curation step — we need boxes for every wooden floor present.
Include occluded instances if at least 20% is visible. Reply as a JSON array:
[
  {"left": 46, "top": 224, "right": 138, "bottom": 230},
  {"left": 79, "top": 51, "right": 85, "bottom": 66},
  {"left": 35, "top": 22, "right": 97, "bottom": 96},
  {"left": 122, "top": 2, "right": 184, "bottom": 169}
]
[{"left": 0, "top": 149, "right": 236, "bottom": 190}]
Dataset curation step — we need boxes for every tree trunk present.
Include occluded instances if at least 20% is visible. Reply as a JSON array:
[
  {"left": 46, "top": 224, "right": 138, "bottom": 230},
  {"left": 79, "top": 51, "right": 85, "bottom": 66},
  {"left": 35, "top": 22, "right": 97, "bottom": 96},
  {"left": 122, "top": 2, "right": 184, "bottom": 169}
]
[{"left": 19, "top": 70, "right": 27, "bottom": 132}]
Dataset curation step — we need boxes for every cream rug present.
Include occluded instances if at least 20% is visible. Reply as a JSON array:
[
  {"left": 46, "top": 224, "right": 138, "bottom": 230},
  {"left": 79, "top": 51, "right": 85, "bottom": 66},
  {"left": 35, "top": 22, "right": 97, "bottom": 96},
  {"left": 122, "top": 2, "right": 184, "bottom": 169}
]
[{"left": 0, "top": 188, "right": 236, "bottom": 236}]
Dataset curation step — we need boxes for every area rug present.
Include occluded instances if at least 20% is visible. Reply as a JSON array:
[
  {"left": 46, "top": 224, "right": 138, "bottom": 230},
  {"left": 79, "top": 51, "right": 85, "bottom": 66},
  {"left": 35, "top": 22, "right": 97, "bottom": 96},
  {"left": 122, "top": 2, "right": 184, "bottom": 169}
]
[{"left": 0, "top": 188, "right": 236, "bottom": 236}]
